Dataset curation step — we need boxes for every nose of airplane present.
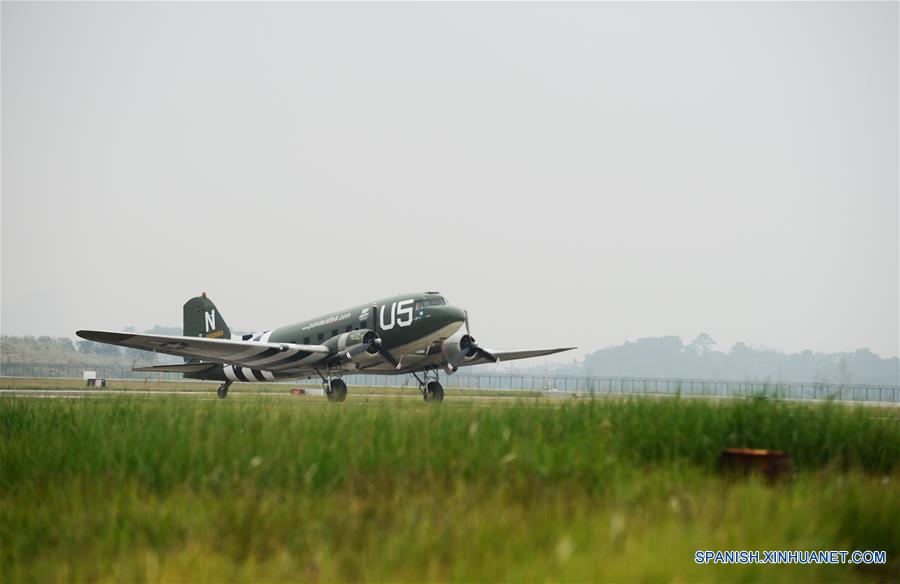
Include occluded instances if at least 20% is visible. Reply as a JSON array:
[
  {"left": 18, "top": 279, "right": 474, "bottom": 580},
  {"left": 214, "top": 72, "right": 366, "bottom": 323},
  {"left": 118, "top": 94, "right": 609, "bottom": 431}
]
[
  {"left": 447, "top": 305, "right": 466, "bottom": 324},
  {"left": 429, "top": 305, "right": 466, "bottom": 328}
]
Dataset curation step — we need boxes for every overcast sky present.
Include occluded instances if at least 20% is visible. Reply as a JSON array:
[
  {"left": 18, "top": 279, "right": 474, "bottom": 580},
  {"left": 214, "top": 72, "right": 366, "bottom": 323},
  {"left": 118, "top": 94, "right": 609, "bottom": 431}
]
[{"left": 2, "top": 2, "right": 897, "bottom": 361}]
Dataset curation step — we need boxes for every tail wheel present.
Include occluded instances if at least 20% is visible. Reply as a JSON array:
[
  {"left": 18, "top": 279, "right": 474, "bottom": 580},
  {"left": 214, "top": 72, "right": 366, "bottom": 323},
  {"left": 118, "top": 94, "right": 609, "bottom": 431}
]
[
  {"left": 424, "top": 381, "right": 444, "bottom": 402},
  {"left": 327, "top": 379, "right": 348, "bottom": 402},
  {"left": 216, "top": 382, "right": 232, "bottom": 399}
]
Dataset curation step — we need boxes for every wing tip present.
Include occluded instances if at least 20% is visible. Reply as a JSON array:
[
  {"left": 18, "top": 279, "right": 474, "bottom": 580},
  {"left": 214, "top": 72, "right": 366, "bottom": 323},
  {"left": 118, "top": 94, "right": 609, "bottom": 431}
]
[
  {"left": 547, "top": 347, "right": 578, "bottom": 354},
  {"left": 75, "top": 330, "right": 132, "bottom": 343},
  {"left": 76, "top": 329, "right": 104, "bottom": 341}
]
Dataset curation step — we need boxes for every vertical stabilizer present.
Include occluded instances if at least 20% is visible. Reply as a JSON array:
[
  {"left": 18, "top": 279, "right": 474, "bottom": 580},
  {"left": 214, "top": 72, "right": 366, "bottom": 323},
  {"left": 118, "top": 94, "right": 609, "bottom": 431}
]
[{"left": 183, "top": 293, "right": 231, "bottom": 340}]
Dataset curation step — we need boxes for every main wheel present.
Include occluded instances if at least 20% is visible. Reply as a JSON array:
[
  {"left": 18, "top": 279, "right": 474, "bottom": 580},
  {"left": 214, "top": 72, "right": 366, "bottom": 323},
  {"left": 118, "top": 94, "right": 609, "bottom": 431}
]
[
  {"left": 424, "top": 381, "right": 444, "bottom": 402},
  {"left": 327, "top": 379, "right": 348, "bottom": 402}
]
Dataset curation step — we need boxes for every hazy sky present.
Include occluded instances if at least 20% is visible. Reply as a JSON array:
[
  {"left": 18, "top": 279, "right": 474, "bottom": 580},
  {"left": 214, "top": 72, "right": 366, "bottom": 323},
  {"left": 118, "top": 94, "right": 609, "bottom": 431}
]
[{"left": 2, "top": 2, "right": 898, "bottom": 361}]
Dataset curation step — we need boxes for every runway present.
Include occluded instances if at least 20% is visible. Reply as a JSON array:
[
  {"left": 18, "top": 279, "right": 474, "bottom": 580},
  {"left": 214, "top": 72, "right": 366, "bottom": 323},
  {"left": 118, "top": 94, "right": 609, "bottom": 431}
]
[
  {"left": 0, "top": 388, "right": 561, "bottom": 403},
  {"left": 2, "top": 388, "right": 897, "bottom": 409}
]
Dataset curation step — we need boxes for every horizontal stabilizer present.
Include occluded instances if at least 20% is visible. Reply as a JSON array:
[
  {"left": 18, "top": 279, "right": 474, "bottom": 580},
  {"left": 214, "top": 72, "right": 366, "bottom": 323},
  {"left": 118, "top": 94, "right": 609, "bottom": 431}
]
[{"left": 133, "top": 362, "right": 219, "bottom": 374}]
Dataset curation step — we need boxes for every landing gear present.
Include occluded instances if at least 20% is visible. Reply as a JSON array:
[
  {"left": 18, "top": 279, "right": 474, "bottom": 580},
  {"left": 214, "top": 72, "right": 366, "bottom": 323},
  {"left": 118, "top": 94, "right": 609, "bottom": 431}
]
[
  {"left": 317, "top": 368, "right": 347, "bottom": 402},
  {"left": 425, "top": 381, "right": 444, "bottom": 402},
  {"left": 326, "top": 378, "right": 348, "bottom": 402},
  {"left": 414, "top": 369, "right": 444, "bottom": 402},
  {"left": 217, "top": 381, "right": 232, "bottom": 399}
]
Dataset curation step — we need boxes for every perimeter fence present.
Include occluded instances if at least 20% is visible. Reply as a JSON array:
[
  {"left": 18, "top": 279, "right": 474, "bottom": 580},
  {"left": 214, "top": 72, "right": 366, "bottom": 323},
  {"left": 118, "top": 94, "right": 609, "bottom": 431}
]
[{"left": 2, "top": 362, "right": 898, "bottom": 403}]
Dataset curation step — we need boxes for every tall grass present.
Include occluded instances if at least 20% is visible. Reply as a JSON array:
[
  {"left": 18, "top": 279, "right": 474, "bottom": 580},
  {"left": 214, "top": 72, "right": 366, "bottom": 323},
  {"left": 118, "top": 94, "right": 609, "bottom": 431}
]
[
  {"left": 3, "top": 396, "right": 897, "bottom": 492},
  {"left": 2, "top": 396, "right": 898, "bottom": 581}
]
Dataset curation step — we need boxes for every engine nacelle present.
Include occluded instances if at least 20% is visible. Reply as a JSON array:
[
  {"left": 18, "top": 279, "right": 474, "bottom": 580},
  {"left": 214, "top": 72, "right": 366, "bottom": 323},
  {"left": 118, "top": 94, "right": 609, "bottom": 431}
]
[
  {"left": 440, "top": 328, "right": 478, "bottom": 364},
  {"left": 324, "top": 329, "right": 379, "bottom": 357}
]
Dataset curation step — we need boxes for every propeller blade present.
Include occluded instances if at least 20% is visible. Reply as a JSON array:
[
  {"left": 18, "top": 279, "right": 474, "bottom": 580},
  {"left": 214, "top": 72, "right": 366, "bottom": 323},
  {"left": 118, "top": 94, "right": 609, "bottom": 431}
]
[
  {"left": 449, "top": 348, "right": 468, "bottom": 371},
  {"left": 381, "top": 348, "right": 401, "bottom": 369},
  {"left": 371, "top": 338, "right": 401, "bottom": 369},
  {"left": 346, "top": 343, "right": 371, "bottom": 359},
  {"left": 345, "top": 332, "right": 381, "bottom": 360},
  {"left": 475, "top": 346, "right": 500, "bottom": 364}
]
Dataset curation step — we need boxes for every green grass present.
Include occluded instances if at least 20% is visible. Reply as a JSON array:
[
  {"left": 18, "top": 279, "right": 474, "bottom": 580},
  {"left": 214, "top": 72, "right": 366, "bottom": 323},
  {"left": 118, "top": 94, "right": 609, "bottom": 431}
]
[{"left": 2, "top": 393, "right": 898, "bottom": 581}]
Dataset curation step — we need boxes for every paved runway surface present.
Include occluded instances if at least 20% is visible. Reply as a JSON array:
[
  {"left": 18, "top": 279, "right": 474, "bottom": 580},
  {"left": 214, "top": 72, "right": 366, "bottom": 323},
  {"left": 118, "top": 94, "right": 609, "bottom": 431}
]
[
  {"left": 2, "top": 388, "right": 898, "bottom": 409},
  {"left": 0, "top": 388, "right": 558, "bottom": 402}
]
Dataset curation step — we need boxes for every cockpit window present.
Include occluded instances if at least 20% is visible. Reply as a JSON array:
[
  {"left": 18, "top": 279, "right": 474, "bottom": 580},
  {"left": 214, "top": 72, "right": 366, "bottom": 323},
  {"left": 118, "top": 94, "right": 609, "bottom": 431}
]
[{"left": 423, "top": 296, "right": 446, "bottom": 306}]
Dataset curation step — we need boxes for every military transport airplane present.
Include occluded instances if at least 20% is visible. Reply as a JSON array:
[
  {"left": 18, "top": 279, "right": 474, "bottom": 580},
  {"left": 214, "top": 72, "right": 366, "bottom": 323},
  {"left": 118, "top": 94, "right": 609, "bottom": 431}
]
[{"left": 77, "top": 292, "right": 574, "bottom": 402}]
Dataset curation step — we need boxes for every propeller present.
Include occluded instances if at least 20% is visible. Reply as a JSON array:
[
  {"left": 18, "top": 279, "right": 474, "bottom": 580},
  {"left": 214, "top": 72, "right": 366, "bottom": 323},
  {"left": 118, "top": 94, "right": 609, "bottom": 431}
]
[
  {"left": 345, "top": 331, "right": 378, "bottom": 359},
  {"left": 370, "top": 337, "right": 402, "bottom": 369},
  {"left": 449, "top": 310, "right": 500, "bottom": 371},
  {"left": 464, "top": 310, "right": 501, "bottom": 364},
  {"left": 338, "top": 332, "right": 401, "bottom": 369}
]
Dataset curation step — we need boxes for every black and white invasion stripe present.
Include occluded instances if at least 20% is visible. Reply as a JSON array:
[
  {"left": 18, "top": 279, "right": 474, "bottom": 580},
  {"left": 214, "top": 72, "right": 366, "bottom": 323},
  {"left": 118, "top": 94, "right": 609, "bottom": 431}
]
[
  {"left": 221, "top": 331, "right": 327, "bottom": 380},
  {"left": 224, "top": 365, "right": 276, "bottom": 382}
]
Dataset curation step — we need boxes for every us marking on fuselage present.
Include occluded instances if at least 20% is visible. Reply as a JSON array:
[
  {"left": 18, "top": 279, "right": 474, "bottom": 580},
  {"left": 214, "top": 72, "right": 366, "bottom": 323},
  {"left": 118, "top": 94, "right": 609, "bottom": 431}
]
[{"left": 379, "top": 299, "right": 414, "bottom": 331}]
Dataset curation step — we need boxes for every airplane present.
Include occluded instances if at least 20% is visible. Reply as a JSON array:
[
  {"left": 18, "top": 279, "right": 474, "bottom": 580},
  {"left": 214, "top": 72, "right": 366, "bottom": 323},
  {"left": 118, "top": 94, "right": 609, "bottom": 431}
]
[{"left": 76, "top": 291, "right": 575, "bottom": 402}]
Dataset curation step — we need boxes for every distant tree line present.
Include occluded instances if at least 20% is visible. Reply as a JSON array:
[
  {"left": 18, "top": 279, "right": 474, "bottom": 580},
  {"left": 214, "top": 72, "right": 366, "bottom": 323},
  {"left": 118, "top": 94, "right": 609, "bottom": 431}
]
[
  {"left": 1, "top": 335, "right": 148, "bottom": 366},
  {"left": 1, "top": 324, "right": 183, "bottom": 366},
  {"left": 500, "top": 334, "right": 899, "bottom": 386}
]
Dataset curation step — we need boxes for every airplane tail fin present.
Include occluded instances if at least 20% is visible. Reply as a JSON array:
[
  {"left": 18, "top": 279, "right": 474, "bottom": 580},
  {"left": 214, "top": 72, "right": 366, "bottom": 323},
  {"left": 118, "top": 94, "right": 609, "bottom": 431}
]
[{"left": 183, "top": 293, "right": 231, "bottom": 340}]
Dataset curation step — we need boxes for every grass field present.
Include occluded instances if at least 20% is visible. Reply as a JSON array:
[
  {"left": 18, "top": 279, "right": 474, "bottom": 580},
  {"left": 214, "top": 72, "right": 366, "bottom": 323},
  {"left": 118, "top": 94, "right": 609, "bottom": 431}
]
[{"left": 2, "top": 382, "right": 899, "bottom": 581}]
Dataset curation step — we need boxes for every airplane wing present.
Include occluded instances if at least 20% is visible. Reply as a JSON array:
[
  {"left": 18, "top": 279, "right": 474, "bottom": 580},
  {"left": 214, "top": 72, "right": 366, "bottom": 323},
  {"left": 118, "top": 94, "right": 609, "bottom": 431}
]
[
  {"left": 453, "top": 346, "right": 577, "bottom": 368},
  {"left": 76, "top": 330, "right": 330, "bottom": 369}
]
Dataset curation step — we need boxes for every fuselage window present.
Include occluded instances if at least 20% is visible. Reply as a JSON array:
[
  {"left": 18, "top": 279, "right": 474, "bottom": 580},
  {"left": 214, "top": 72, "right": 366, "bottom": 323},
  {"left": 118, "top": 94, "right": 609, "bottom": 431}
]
[
  {"left": 345, "top": 325, "right": 352, "bottom": 332},
  {"left": 317, "top": 333, "right": 324, "bottom": 342},
  {"left": 331, "top": 328, "right": 338, "bottom": 338},
  {"left": 303, "top": 337, "right": 310, "bottom": 345}
]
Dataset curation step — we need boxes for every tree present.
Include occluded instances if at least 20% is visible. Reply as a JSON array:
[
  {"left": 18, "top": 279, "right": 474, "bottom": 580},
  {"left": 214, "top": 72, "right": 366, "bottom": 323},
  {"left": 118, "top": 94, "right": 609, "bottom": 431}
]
[
  {"left": 687, "top": 333, "right": 717, "bottom": 356},
  {"left": 76, "top": 340, "right": 96, "bottom": 354}
]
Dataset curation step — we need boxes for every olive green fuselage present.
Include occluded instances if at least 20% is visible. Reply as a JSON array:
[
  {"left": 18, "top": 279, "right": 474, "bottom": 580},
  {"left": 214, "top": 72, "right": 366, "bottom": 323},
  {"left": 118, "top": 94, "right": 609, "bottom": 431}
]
[
  {"left": 189, "top": 292, "right": 466, "bottom": 382},
  {"left": 269, "top": 292, "right": 463, "bottom": 350}
]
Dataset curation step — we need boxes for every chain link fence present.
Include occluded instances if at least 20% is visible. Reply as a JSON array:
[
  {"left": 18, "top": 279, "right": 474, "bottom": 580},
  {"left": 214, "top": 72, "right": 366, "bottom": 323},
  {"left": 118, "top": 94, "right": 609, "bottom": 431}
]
[
  {"left": 0, "top": 363, "right": 183, "bottom": 381},
  {"left": 355, "top": 372, "right": 899, "bottom": 403},
  {"left": 2, "top": 362, "right": 898, "bottom": 403}
]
